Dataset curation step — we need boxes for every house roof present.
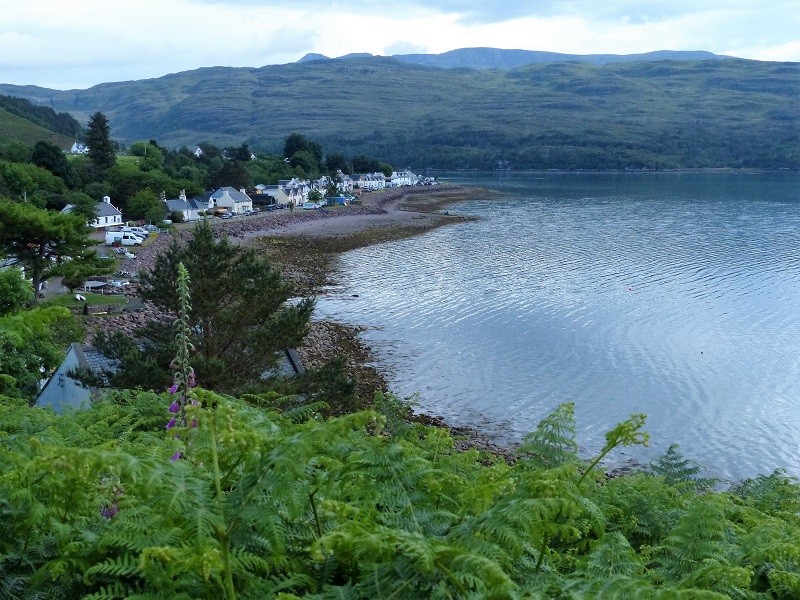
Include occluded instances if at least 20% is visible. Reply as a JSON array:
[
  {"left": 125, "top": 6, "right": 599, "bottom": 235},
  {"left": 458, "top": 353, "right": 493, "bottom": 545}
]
[
  {"left": 165, "top": 198, "right": 192, "bottom": 212},
  {"left": 36, "top": 343, "right": 118, "bottom": 413},
  {"left": 95, "top": 202, "right": 122, "bottom": 218},
  {"left": 211, "top": 187, "right": 252, "bottom": 204}
]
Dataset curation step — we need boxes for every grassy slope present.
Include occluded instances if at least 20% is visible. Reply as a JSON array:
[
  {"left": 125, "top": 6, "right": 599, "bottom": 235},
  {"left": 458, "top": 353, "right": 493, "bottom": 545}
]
[{"left": 0, "top": 108, "right": 74, "bottom": 149}]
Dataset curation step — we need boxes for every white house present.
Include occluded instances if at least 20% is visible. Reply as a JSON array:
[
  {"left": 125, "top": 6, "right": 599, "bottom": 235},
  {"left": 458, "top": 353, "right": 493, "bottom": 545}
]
[
  {"left": 354, "top": 172, "right": 387, "bottom": 191},
  {"left": 387, "top": 170, "right": 417, "bottom": 187},
  {"left": 164, "top": 190, "right": 213, "bottom": 222},
  {"left": 336, "top": 170, "right": 354, "bottom": 193},
  {"left": 70, "top": 142, "right": 89, "bottom": 155},
  {"left": 62, "top": 196, "right": 123, "bottom": 229},
  {"left": 210, "top": 187, "right": 253, "bottom": 214}
]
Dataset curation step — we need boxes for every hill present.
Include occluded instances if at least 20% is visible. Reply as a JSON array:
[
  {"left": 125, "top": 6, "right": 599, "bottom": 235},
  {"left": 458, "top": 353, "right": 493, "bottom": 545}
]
[
  {"left": 0, "top": 94, "right": 83, "bottom": 150},
  {"left": 0, "top": 107, "right": 75, "bottom": 150},
  {"left": 0, "top": 54, "right": 797, "bottom": 170}
]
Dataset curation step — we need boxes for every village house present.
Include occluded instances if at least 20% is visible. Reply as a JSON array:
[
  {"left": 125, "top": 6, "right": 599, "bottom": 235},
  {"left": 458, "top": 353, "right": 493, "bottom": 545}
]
[
  {"left": 353, "top": 172, "right": 387, "bottom": 191},
  {"left": 164, "top": 189, "right": 213, "bottom": 222},
  {"left": 387, "top": 170, "right": 418, "bottom": 187},
  {"left": 259, "top": 178, "right": 309, "bottom": 207},
  {"left": 61, "top": 195, "right": 123, "bottom": 229},
  {"left": 210, "top": 187, "right": 253, "bottom": 214},
  {"left": 70, "top": 142, "right": 89, "bottom": 155}
]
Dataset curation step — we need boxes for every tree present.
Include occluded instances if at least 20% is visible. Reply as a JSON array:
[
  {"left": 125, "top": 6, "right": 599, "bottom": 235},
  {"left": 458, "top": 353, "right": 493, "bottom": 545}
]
[
  {"left": 0, "top": 200, "right": 99, "bottom": 304},
  {"left": 0, "top": 305, "right": 79, "bottom": 399},
  {"left": 127, "top": 189, "right": 164, "bottom": 223},
  {"left": 325, "top": 152, "right": 351, "bottom": 175},
  {"left": 129, "top": 141, "right": 164, "bottom": 171},
  {"left": 86, "top": 111, "right": 116, "bottom": 175},
  {"left": 114, "top": 220, "right": 315, "bottom": 392},
  {"left": 0, "top": 268, "right": 34, "bottom": 316},
  {"left": 287, "top": 150, "right": 320, "bottom": 178},
  {"left": 31, "top": 140, "right": 75, "bottom": 187},
  {"left": 283, "top": 133, "right": 323, "bottom": 175},
  {"left": 0, "top": 161, "right": 66, "bottom": 200}
]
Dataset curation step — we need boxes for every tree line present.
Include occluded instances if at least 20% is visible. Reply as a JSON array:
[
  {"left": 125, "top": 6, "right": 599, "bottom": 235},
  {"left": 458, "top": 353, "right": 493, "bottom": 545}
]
[{"left": 0, "top": 112, "right": 393, "bottom": 225}]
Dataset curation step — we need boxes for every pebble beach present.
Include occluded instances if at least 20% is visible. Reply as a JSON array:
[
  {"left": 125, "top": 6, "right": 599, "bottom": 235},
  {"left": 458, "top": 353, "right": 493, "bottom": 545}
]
[{"left": 87, "top": 184, "right": 512, "bottom": 457}]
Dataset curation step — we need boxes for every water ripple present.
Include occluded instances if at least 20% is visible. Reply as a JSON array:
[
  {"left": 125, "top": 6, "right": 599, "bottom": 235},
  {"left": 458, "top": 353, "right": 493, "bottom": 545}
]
[{"left": 315, "top": 172, "right": 800, "bottom": 481}]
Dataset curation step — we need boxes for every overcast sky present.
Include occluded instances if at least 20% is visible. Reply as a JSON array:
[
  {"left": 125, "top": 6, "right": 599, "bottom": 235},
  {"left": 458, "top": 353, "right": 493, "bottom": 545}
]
[{"left": 2, "top": 0, "right": 798, "bottom": 90}]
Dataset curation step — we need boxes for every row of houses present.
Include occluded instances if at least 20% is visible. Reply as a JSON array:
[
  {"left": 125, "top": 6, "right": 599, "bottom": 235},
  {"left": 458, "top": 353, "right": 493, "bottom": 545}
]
[{"left": 64, "top": 168, "right": 436, "bottom": 229}]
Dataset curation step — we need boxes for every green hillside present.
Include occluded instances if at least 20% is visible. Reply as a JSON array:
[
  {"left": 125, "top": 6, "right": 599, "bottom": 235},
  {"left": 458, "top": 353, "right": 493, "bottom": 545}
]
[
  {"left": 0, "top": 108, "right": 74, "bottom": 150},
  {"left": 1, "top": 56, "right": 798, "bottom": 169}
]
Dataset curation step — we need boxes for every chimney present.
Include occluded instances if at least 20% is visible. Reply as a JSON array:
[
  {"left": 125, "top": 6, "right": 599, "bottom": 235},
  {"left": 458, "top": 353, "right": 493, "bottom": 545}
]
[
  {"left": 102, "top": 195, "right": 111, "bottom": 204},
  {"left": 179, "top": 189, "right": 186, "bottom": 201},
  {"left": 240, "top": 188, "right": 246, "bottom": 194}
]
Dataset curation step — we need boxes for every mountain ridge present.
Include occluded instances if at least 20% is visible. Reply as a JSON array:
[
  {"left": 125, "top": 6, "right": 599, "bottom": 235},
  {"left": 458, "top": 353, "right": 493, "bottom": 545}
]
[
  {"left": 299, "top": 47, "right": 732, "bottom": 70},
  {"left": 0, "top": 50, "right": 797, "bottom": 170}
]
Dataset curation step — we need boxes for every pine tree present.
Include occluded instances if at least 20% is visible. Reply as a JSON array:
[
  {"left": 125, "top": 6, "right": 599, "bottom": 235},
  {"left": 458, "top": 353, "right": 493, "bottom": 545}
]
[{"left": 85, "top": 111, "right": 116, "bottom": 175}]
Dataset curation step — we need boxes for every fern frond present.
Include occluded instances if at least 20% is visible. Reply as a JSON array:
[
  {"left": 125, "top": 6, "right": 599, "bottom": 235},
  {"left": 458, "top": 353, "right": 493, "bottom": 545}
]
[{"left": 516, "top": 402, "right": 578, "bottom": 469}]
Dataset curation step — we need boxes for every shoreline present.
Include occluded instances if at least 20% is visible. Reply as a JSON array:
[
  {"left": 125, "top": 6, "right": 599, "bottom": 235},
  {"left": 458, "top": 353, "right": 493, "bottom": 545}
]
[{"left": 109, "top": 184, "right": 513, "bottom": 456}]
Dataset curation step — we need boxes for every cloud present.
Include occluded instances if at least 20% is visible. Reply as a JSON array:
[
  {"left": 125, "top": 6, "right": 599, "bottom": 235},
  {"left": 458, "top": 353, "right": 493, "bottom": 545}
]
[
  {"left": 0, "top": 0, "right": 797, "bottom": 89},
  {"left": 383, "top": 40, "right": 429, "bottom": 56}
]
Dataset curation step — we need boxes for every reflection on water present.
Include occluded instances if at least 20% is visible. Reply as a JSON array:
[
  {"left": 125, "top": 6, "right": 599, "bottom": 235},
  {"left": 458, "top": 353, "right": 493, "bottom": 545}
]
[{"left": 315, "top": 172, "right": 800, "bottom": 481}]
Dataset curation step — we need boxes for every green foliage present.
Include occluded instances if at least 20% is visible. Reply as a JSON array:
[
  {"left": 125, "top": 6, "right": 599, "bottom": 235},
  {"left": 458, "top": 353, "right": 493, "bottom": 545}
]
[
  {"left": 116, "top": 220, "right": 315, "bottom": 393},
  {"left": 127, "top": 189, "right": 164, "bottom": 223},
  {"left": 0, "top": 94, "right": 82, "bottom": 137},
  {"left": 31, "top": 140, "right": 76, "bottom": 187},
  {"left": 86, "top": 112, "right": 116, "bottom": 175},
  {"left": 0, "top": 199, "right": 100, "bottom": 302},
  {"left": 2, "top": 395, "right": 800, "bottom": 598},
  {"left": 0, "top": 305, "right": 78, "bottom": 399},
  {"left": 650, "top": 443, "right": 716, "bottom": 490},
  {"left": 0, "top": 160, "right": 66, "bottom": 200},
  {"left": 0, "top": 267, "right": 34, "bottom": 316},
  {"left": 515, "top": 401, "right": 579, "bottom": 469}
]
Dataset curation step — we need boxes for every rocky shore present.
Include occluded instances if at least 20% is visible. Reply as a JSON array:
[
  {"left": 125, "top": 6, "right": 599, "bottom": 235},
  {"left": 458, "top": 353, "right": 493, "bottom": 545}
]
[{"left": 90, "top": 184, "right": 513, "bottom": 458}]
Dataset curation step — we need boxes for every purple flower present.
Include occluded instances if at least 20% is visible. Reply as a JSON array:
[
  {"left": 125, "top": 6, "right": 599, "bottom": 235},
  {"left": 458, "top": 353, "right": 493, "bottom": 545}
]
[
  {"left": 166, "top": 417, "right": 177, "bottom": 430},
  {"left": 169, "top": 401, "right": 180, "bottom": 413},
  {"left": 170, "top": 451, "right": 182, "bottom": 461},
  {"left": 169, "top": 383, "right": 179, "bottom": 394},
  {"left": 100, "top": 503, "right": 118, "bottom": 519}
]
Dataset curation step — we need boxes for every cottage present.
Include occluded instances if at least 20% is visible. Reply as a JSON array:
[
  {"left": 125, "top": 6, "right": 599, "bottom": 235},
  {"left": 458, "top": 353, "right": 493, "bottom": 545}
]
[
  {"left": 164, "top": 190, "right": 213, "bottom": 222},
  {"left": 70, "top": 142, "right": 89, "bottom": 154},
  {"left": 210, "top": 187, "right": 253, "bottom": 214},
  {"left": 61, "top": 196, "right": 123, "bottom": 229}
]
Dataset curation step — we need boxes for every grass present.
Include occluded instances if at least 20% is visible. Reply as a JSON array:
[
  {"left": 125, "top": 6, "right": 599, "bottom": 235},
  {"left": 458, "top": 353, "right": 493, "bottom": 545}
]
[
  {"left": 43, "top": 292, "right": 128, "bottom": 309},
  {"left": 0, "top": 109, "right": 73, "bottom": 150}
]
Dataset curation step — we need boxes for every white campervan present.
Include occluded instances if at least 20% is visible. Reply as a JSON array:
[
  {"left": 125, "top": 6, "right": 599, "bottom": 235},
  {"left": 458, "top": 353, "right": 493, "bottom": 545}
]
[{"left": 105, "top": 231, "right": 142, "bottom": 246}]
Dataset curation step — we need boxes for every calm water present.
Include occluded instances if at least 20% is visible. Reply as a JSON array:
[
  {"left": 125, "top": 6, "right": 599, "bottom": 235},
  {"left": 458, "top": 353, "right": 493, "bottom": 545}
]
[{"left": 315, "top": 172, "right": 800, "bottom": 481}]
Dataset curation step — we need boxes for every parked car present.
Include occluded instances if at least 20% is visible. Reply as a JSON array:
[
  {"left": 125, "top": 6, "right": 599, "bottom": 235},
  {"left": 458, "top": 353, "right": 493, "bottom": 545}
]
[
  {"left": 302, "top": 201, "right": 322, "bottom": 210},
  {"left": 122, "top": 226, "right": 149, "bottom": 237},
  {"left": 221, "top": 213, "right": 233, "bottom": 219}
]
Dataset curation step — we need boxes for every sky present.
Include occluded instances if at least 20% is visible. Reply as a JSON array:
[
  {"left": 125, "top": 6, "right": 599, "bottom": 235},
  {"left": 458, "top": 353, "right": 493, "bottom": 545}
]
[{"left": 1, "top": 0, "right": 798, "bottom": 90}]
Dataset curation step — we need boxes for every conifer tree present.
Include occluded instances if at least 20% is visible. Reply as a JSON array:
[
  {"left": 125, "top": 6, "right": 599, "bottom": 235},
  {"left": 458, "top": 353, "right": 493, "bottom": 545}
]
[
  {"left": 85, "top": 111, "right": 116, "bottom": 175},
  {"left": 103, "top": 219, "right": 315, "bottom": 392}
]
